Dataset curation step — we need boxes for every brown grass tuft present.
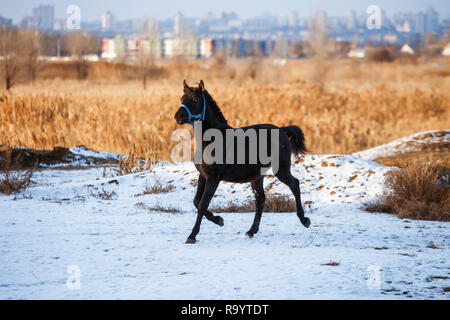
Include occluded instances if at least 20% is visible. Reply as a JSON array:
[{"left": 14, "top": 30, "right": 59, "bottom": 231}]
[
  {"left": 211, "top": 193, "right": 297, "bottom": 213},
  {"left": 0, "top": 146, "right": 35, "bottom": 195},
  {"left": 322, "top": 261, "right": 340, "bottom": 266},
  {"left": 117, "top": 146, "right": 157, "bottom": 176},
  {"left": 263, "top": 193, "right": 297, "bottom": 212},
  {"left": 375, "top": 151, "right": 450, "bottom": 169},
  {"left": 142, "top": 181, "right": 175, "bottom": 195},
  {"left": 365, "top": 161, "right": 450, "bottom": 221},
  {"left": 90, "top": 188, "right": 117, "bottom": 200},
  {"left": 135, "top": 202, "right": 180, "bottom": 213}
]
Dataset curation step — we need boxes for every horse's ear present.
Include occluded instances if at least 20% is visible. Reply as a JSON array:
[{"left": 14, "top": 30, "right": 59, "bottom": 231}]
[
  {"left": 199, "top": 80, "right": 205, "bottom": 92},
  {"left": 183, "top": 80, "right": 189, "bottom": 91}
]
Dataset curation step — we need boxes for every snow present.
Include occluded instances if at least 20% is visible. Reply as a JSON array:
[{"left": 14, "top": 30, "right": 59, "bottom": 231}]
[
  {"left": 0, "top": 155, "right": 449, "bottom": 299},
  {"left": 353, "top": 130, "right": 450, "bottom": 161},
  {"left": 38, "top": 146, "right": 123, "bottom": 168},
  {"left": 69, "top": 146, "right": 122, "bottom": 162},
  {"left": 400, "top": 44, "right": 414, "bottom": 55}
]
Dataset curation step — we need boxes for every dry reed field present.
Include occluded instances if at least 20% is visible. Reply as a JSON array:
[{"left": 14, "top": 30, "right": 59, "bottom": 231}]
[
  {"left": 1, "top": 58, "right": 449, "bottom": 161},
  {"left": 365, "top": 160, "right": 450, "bottom": 221}
]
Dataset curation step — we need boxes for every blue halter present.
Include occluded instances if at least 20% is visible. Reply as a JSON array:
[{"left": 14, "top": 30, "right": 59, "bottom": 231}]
[{"left": 179, "top": 95, "right": 206, "bottom": 126}]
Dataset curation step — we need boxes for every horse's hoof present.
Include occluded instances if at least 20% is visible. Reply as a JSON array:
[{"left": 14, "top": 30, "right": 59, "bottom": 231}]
[
  {"left": 302, "top": 218, "right": 311, "bottom": 228},
  {"left": 185, "top": 238, "right": 197, "bottom": 244},
  {"left": 246, "top": 231, "right": 254, "bottom": 238},
  {"left": 217, "top": 216, "right": 224, "bottom": 227}
]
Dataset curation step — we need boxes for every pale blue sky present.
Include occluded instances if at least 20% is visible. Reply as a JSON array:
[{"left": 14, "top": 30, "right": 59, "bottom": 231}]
[{"left": 2, "top": 0, "right": 449, "bottom": 22}]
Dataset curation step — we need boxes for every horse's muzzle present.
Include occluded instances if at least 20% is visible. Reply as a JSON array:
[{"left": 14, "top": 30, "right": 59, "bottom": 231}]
[{"left": 174, "top": 108, "right": 188, "bottom": 125}]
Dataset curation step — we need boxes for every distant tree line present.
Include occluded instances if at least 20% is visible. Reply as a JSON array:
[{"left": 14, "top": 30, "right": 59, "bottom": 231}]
[
  {"left": 1, "top": 24, "right": 449, "bottom": 91},
  {"left": 0, "top": 27, "right": 100, "bottom": 90}
]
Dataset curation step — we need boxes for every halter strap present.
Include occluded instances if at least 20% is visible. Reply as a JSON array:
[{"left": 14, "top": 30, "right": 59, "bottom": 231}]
[{"left": 179, "top": 95, "right": 206, "bottom": 126}]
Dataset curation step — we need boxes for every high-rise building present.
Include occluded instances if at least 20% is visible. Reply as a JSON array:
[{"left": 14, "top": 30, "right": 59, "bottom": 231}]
[
  {"left": 314, "top": 10, "right": 328, "bottom": 30},
  {"left": 19, "top": 16, "right": 33, "bottom": 29},
  {"left": 174, "top": 12, "right": 185, "bottom": 36},
  {"left": 416, "top": 8, "right": 439, "bottom": 34},
  {"left": 288, "top": 11, "right": 298, "bottom": 28},
  {"left": 347, "top": 10, "right": 357, "bottom": 31},
  {"left": 32, "top": 5, "right": 54, "bottom": 30},
  {"left": 102, "top": 11, "right": 114, "bottom": 31},
  {"left": 140, "top": 18, "right": 159, "bottom": 36},
  {"left": 0, "top": 16, "right": 13, "bottom": 27},
  {"left": 424, "top": 8, "right": 439, "bottom": 33}
]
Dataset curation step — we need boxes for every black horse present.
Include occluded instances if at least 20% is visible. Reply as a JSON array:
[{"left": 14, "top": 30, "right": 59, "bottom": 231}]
[{"left": 174, "top": 80, "right": 310, "bottom": 244}]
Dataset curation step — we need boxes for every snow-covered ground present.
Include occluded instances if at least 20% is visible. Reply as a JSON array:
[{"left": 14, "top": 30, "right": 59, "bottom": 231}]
[
  {"left": 353, "top": 130, "right": 450, "bottom": 160},
  {"left": 0, "top": 152, "right": 449, "bottom": 299}
]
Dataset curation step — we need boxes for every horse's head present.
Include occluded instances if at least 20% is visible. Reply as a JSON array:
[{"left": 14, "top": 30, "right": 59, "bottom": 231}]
[{"left": 174, "top": 80, "right": 206, "bottom": 126}]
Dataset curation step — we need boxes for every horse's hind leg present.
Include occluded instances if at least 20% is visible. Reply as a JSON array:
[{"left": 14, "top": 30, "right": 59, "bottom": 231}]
[
  {"left": 276, "top": 164, "right": 310, "bottom": 228},
  {"left": 246, "top": 177, "right": 265, "bottom": 238}
]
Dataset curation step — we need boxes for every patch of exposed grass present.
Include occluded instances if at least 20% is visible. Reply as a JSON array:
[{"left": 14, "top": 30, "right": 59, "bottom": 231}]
[
  {"left": 143, "top": 181, "right": 175, "bottom": 195},
  {"left": 426, "top": 242, "right": 438, "bottom": 249},
  {"left": 375, "top": 150, "right": 450, "bottom": 169},
  {"left": 264, "top": 193, "right": 297, "bottom": 212},
  {"left": 0, "top": 146, "right": 35, "bottom": 195},
  {"left": 135, "top": 179, "right": 175, "bottom": 197},
  {"left": 148, "top": 205, "right": 180, "bottom": 214},
  {"left": 322, "top": 262, "right": 340, "bottom": 266},
  {"left": 90, "top": 188, "right": 117, "bottom": 200},
  {"left": 211, "top": 193, "right": 297, "bottom": 213},
  {"left": 135, "top": 202, "right": 180, "bottom": 213},
  {"left": 364, "top": 160, "right": 450, "bottom": 221},
  {"left": 211, "top": 201, "right": 254, "bottom": 213},
  {"left": 117, "top": 147, "right": 156, "bottom": 176}
]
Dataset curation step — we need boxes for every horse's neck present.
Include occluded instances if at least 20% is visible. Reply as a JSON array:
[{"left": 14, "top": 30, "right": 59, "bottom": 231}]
[
  {"left": 203, "top": 118, "right": 230, "bottom": 131},
  {"left": 203, "top": 100, "right": 231, "bottom": 130}
]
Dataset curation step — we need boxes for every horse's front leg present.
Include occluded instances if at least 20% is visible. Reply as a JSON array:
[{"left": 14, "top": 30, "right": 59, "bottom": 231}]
[
  {"left": 186, "top": 176, "right": 223, "bottom": 244},
  {"left": 193, "top": 174, "right": 205, "bottom": 209},
  {"left": 194, "top": 174, "right": 224, "bottom": 226}
]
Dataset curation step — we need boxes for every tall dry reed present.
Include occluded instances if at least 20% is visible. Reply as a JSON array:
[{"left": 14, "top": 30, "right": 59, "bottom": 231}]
[{"left": 1, "top": 59, "right": 449, "bottom": 160}]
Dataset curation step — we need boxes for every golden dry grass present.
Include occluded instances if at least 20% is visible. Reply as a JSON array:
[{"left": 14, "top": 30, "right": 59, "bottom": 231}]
[
  {"left": 365, "top": 160, "right": 449, "bottom": 221},
  {"left": 0, "top": 59, "right": 449, "bottom": 161},
  {"left": 210, "top": 193, "right": 296, "bottom": 213},
  {"left": 375, "top": 151, "right": 450, "bottom": 169}
]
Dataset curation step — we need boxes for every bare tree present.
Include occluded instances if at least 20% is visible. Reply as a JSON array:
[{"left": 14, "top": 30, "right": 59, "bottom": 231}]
[
  {"left": 308, "top": 11, "right": 330, "bottom": 59},
  {"left": 272, "top": 34, "right": 288, "bottom": 59},
  {"left": 137, "top": 43, "right": 154, "bottom": 89},
  {"left": 138, "top": 19, "right": 159, "bottom": 89},
  {"left": 307, "top": 11, "right": 332, "bottom": 90},
  {"left": 421, "top": 33, "right": 441, "bottom": 57},
  {"left": 41, "top": 32, "right": 61, "bottom": 57},
  {"left": 19, "top": 29, "right": 44, "bottom": 83},
  {"left": 0, "top": 27, "right": 20, "bottom": 90},
  {"left": 62, "top": 31, "right": 99, "bottom": 80}
]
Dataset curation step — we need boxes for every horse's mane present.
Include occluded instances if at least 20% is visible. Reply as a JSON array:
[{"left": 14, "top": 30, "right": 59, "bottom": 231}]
[{"left": 204, "top": 90, "right": 228, "bottom": 125}]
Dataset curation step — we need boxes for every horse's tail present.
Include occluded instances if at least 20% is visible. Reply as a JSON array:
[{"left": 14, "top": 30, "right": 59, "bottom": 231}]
[{"left": 281, "top": 125, "right": 307, "bottom": 158}]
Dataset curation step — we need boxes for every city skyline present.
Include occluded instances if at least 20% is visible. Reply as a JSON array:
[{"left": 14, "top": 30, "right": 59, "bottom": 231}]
[
  {"left": 2, "top": 0, "right": 450, "bottom": 23},
  {"left": 2, "top": 2, "right": 447, "bottom": 49}
]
